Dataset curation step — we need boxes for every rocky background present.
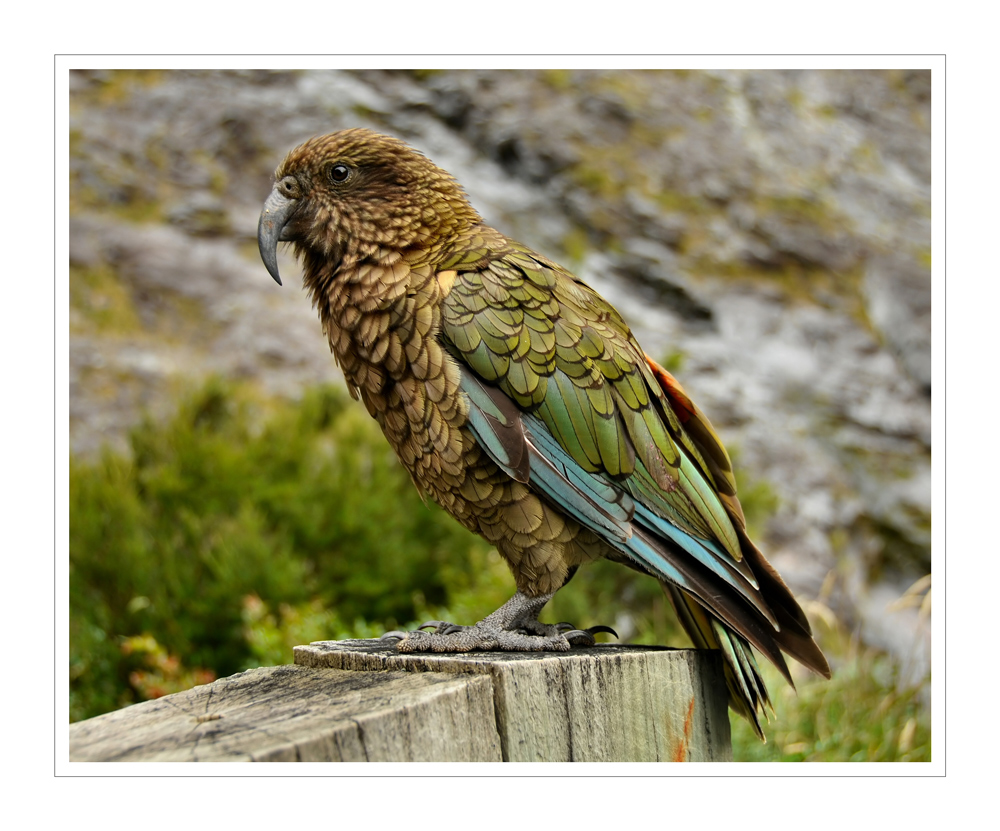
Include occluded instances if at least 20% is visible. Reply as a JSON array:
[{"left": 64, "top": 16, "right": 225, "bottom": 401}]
[{"left": 69, "top": 69, "right": 932, "bottom": 685}]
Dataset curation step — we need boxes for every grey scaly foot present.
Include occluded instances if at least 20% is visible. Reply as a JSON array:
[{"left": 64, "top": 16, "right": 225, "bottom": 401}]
[
  {"left": 381, "top": 591, "right": 619, "bottom": 652},
  {"left": 379, "top": 620, "right": 466, "bottom": 642}
]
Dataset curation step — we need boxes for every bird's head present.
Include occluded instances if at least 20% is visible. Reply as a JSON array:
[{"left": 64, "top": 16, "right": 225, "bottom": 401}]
[{"left": 257, "top": 128, "right": 482, "bottom": 286}]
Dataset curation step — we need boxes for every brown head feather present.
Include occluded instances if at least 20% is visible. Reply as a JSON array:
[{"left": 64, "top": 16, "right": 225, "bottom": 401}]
[{"left": 274, "top": 128, "right": 483, "bottom": 274}]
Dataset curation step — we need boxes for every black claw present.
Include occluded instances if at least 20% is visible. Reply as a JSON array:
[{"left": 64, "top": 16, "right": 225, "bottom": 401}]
[
  {"left": 380, "top": 631, "right": 407, "bottom": 641},
  {"left": 555, "top": 621, "right": 618, "bottom": 639},
  {"left": 417, "top": 620, "right": 450, "bottom": 631}
]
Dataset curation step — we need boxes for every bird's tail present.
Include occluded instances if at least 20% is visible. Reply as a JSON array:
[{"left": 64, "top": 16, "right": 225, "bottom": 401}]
[{"left": 664, "top": 582, "right": 772, "bottom": 740}]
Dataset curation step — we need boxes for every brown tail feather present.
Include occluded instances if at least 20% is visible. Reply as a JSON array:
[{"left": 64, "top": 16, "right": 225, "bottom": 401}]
[{"left": 736, "top": 528, "right": 832, "bottom": 679}]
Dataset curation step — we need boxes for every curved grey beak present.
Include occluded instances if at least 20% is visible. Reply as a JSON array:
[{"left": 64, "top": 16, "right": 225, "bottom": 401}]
[{"left": 257, "top": 188, "right": 300, "bottom": 286}]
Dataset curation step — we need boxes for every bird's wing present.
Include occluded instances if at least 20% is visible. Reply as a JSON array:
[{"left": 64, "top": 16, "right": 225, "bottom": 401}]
[
  {"left": 442, "top": 249, "right": 769, "bottom": 623},
  {"left": 441, "top": 244, "right": 739, "bottom": 553},
  {"left": 439, "top": 243, "right": 830, "bottom": 734}
]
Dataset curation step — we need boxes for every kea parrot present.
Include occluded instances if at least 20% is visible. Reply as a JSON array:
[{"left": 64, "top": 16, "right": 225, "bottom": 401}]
[{"left": 257, "top": 128, "right": 830, "bottom": 738}]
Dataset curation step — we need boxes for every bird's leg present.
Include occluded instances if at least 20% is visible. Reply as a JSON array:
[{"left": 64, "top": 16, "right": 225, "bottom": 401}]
[{"left": 382, "top": 591, "right": 614, "bottom": 652}]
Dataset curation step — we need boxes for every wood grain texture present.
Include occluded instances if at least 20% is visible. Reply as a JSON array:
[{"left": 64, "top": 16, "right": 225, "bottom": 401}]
[
  {"left": 69, "top": 665, "right": 502, "bottom": 762},
  {"left": 295, "top": 641, "right": 732, "bottom": 762}
]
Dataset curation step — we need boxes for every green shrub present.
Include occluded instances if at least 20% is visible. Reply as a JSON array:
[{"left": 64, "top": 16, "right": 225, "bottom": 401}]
[{"left": 70, "top": 378, "right": 491, "bottom": 721}]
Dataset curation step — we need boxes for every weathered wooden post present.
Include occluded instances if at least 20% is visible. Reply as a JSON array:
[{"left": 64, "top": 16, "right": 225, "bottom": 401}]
[{"left": 69, "top": 641, "right": 731, "bottom": 762}]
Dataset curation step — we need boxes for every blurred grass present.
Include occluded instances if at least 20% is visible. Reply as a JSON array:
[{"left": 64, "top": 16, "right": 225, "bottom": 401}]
[
  {"left": 730, "top": 612, "right": 931, "bottom": 762},
  {"left": 70, "top": 379, "right": 930, "bottom": 761}
]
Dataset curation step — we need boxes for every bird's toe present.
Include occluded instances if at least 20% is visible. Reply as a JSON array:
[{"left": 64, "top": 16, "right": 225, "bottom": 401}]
[{"left": 562, "top": 629, "right": 597, "bottom": 646}]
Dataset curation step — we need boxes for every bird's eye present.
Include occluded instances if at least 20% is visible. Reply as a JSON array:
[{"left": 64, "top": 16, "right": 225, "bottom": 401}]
[{"left": 328, "top": 163, "right": 352, "bottom": 184}]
